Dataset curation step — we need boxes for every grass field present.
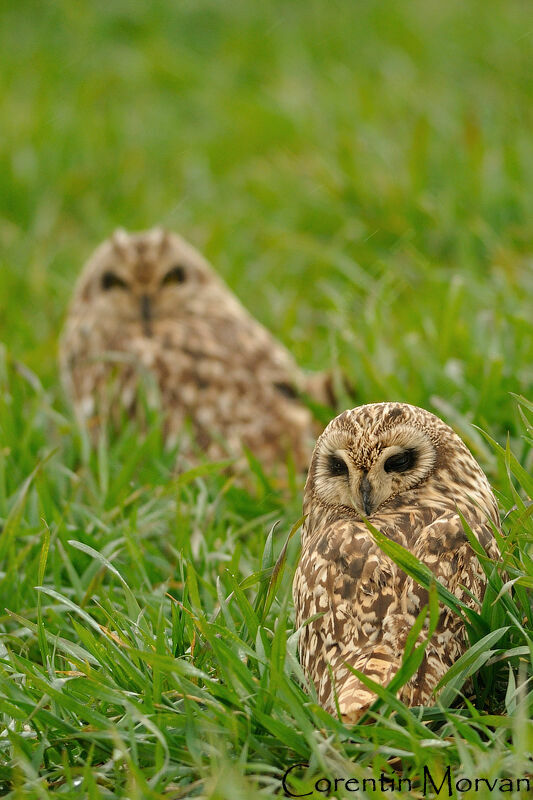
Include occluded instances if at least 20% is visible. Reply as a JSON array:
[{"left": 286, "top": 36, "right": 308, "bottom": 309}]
[{"left": 1, "top": 0, "right": 533, "bottom": 797}]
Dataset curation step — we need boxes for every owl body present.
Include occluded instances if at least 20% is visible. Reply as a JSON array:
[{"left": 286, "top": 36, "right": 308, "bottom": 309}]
[
  {"left": 293, "top": 402, "right": 500, "bottom": 721},
  {"left": 60, "top": 228, "right": 320, "bottom": 473}
]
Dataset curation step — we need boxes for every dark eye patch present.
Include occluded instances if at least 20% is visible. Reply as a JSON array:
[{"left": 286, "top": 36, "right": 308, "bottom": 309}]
[
  {"left": 274, "top": 382, "right": 299, "bottom": 400},
  {"left": 101, "top": 271, "right": 128, "bottom": 291},
  {"left": 161, "top": 265, "right": 187, "bottom": 286},
  {"left": 328, "top": 454, "right": 349, "bottom": 477},
  {"left": 384, "top": 448, "right": 417, "bottom": 473}
]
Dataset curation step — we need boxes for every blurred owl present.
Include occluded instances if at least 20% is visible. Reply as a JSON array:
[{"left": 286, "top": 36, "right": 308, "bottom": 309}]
[
  {"left": 60, "top": 228, "right": 334, "bottom": 474},
  {"left": 293, "top": 402, "right": 500, "bottom": 722}
]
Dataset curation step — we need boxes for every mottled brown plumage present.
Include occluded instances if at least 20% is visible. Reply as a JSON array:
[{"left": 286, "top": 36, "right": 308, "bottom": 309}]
[
  {"left": 293, "top": 402, "right": 500, "bottom": 722},
  {"left": 60, "top": 228, "right": 327, "bottom": 474}
]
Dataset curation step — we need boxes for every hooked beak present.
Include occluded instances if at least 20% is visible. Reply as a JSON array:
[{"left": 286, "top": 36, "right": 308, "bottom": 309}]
[
  {"left": 360, "top": 473, "right": 373, "bottom": 516},
  {"left": 140, "top": 294, "right": 153, "bottom": 337}
]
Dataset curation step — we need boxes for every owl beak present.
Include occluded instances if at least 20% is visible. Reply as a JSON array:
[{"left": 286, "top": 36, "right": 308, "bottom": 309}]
[
  {"left": 140, "top": 294, "right": 153, "bottom": 337},
  {"left": 360, "top": 474, "right": 373, "bottom": 516}
]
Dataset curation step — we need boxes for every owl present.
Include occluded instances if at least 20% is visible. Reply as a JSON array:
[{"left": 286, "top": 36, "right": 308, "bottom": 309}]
[
  {"left": 59, "top": 228, "right": 332, "bottom": 474},
  {"left": 293, "top": 402, "right": 500, "bottom": 722}
]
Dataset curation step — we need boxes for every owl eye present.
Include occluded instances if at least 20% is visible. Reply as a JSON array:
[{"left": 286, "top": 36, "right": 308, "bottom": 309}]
[
  {"left": 328, "top": 454, "right": 349, "bottom": 477},
  {"left": 274, "top": 381, "right": 298, "bottom": 400},
  {"left": 161, "top": 265, "right": 187, "bottom": 286},
  {"left": 101, "top": 271, "right": 128, "bottom": 291},
  {"left": 384, "top": 448, "right": 416, "bottom": 473}
]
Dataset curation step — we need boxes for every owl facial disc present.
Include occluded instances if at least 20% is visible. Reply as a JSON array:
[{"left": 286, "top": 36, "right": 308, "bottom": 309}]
[{"left": 312, "top": 412, "right": 437, "bottom": 517}]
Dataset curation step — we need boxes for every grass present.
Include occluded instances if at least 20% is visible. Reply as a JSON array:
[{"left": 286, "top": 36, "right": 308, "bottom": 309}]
[{"left": 1, "top": 0, "right": 533, "bottom": 796}]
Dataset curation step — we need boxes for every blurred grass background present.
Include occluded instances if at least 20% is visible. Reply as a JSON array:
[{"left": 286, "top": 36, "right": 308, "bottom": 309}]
[
  {"left": 1, "top": 0, "right": 532, "bottom": 439},
  {"left": 1, "top": 1, "right": 533, "bottom": 797}
]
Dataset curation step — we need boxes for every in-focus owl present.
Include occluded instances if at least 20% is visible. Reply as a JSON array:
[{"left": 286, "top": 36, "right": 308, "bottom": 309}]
[
  {"left": 293, "top": 402, "right": 500, "bottom": 722},
  {"left": 60, "top": 228, "right": 331, "bottom": 474}
]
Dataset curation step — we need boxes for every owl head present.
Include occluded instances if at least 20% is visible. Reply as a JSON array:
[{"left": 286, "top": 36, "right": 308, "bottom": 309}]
[
  {"left": 70, "top": 228, "right": 227, "bottom": 336},
  {"left": 306, "top": 402, "right": 481, "bottom": 517}
]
